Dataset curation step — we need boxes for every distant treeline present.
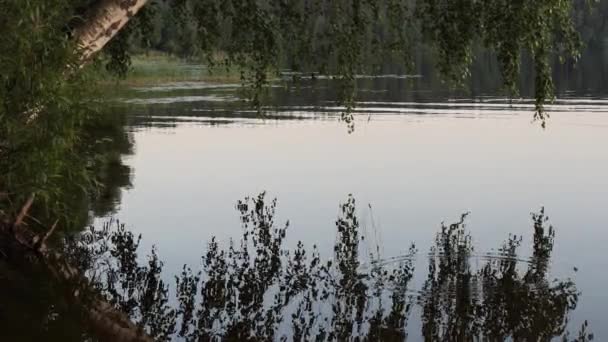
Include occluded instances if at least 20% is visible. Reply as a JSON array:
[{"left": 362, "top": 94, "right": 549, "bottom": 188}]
[
  {"left": 129, "top": 2, "right": 606, "bottom": 59},
  {"left": 126, "top": 0, "right": 608, "bottom": 94}
]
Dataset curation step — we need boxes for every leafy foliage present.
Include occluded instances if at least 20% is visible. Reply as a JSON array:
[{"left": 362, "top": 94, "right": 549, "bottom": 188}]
[
  {"left": 0, "top": 0, "right": 136, "bottom": 230},
  {"left": 0, "top": 0, "right": 95, "bottom": 228},
  {"left": 118, "top": 0, "right": 585, "bottom": 128},
  {"left": 0, "top": 0, "right": 590, "bottom": 224}
]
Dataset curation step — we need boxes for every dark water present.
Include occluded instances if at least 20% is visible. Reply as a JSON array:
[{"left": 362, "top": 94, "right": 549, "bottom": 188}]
[{"left": 2, "top": 67, "right": 608, "bottom": 340}]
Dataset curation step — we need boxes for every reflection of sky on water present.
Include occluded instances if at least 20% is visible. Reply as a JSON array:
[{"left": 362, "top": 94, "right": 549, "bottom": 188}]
[{"left": 102, "top": 78, "right": 608, "bottom": 339}]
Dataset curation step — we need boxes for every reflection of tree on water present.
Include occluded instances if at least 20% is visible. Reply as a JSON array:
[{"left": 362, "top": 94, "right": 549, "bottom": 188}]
[
  {"left": 0, "top": 193, "right": 594, "bottom": 341},
  {"left": 84, "top": 111, "right": 134, "bottom": 218},
  {"left": 419, "top": 210, "right": 585, "bottom": 341},
  {"left": 0, "top": 110, "right": 134, "bottom": 238}
]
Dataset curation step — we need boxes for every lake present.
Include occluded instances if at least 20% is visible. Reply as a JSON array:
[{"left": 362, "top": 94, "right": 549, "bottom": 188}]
[{"left": 98, "top": 72, "right": 608, "bottom": 340}]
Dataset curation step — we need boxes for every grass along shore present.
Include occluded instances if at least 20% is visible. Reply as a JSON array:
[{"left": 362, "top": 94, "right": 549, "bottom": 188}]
[{"left": 99, "top": 53, "right": 243, "bottom": 88}]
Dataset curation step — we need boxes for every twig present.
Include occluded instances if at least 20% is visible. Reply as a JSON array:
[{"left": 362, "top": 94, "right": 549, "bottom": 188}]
[
  {"left": 34, "top": 219, "right": 59, "bottom": 252},
  {"left": 25, "top": 214, "right": 45, "bottom": 227},
  {"left": 14, "top": 193, "right": 35, "bottom": 228}
]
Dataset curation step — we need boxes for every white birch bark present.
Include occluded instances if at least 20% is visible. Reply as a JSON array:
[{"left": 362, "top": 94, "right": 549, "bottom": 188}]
[
  {"left": 74, "top": 0, "right": 150, "bottom": 63},
  {"left": 24, "top": 0, "right": 149, "bottom": 122}
]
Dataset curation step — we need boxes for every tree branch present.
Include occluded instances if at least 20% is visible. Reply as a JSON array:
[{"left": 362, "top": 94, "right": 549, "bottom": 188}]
[
  {"left": 1, "top": 195, "right": 155, "bottom": 341},
  {"left": 13, "top": 193, "right": 35, "bottom": 229}
]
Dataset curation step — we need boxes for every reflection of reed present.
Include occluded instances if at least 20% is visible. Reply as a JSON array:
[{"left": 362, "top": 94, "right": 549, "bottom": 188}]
[{"left": 1, "top": 193, "right": 593, "bottom": 341}]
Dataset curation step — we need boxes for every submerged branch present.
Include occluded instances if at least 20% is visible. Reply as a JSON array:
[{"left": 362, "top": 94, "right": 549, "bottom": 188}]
[{"left": 0, "top": 196, "right": 155, "bottom": 342}]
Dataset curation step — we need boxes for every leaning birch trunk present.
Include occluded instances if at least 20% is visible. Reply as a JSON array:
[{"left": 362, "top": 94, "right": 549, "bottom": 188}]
[
  {"left": 74, "top": 0, "right": 150, "bottom": 63},
  {"left": 25, "top": 0, "right": 150, "bottom": 122},
  {"left": 24, "top": 0, "right": 149, "bottom": 122},
  {"left": 11, "top": 4, "right": 155, "bottom": 337}
]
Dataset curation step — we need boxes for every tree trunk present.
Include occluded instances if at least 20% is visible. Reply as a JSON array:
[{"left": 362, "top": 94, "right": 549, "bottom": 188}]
[
  {"left": 23, "top": 0, "right": 149, "bottom": 122},
  {"left": 0, "top": 230, "right": 154, "bottom": 342},
  {"left": 74, "top": 0, "right": 150, "bottom": 63},
  {"left": 1, "top": 196, "right": 155, "bottom": 342},
  {"left": 6, "top": 5, "right": 155, "bottom": 339}
]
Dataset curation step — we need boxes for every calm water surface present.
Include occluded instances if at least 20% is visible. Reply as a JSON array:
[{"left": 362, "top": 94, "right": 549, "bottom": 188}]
[{"left": 105, "top": 75, "right": 608, "bottom": 339}]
